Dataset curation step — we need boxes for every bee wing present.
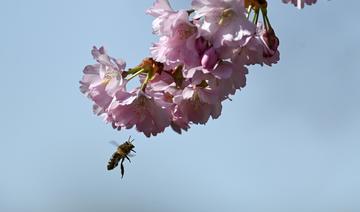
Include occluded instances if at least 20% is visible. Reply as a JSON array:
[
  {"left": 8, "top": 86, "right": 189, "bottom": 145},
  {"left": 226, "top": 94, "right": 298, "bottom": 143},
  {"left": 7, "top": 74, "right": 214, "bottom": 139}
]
[
  {"left": 128, "top": 153, "right": 136, "bottom": 157},
  {"left": 109, "top": 140, "right": 120, "bottom": 147}
]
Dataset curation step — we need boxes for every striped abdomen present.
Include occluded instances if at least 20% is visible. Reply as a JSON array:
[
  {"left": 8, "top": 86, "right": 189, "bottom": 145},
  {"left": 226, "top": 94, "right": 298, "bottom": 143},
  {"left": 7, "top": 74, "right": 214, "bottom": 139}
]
[{"left": 107, "top": 152, "right": 122, "bottom": 170}]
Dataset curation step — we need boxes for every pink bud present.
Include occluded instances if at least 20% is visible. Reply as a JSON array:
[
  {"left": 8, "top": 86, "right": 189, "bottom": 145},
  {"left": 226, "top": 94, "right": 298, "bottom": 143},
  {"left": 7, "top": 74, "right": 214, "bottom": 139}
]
[
  {"left": 201, "top": 47, "right": 218, "bottom": 69},
  {"left": 261, "top": 28, "right": 280, "bottom": 58},
  {"left": 195, "top": 37, "right": 208, "bottom": 55}
]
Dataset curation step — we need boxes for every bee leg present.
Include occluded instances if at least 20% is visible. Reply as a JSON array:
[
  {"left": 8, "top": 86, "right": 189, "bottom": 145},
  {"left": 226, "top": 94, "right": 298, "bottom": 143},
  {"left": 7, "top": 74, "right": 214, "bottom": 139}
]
[
  {"left": 131, "top": 149, "right": 136, "bottom": 153},
  {"left": 125, "top": 155, "right": 131, "bottom": 163},
  {"left": 120, "top": 158, "right": 125, "bottom": 178}
]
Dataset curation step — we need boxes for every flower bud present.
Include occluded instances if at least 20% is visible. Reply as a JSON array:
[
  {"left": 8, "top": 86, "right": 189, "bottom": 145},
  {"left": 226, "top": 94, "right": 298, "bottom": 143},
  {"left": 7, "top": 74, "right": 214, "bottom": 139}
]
[
  {"left": 201, "top": 47, "right": 219, "bottom": 69},
  {"left": 261, "top": 28, "right": 280, "bottom": 57},
  {"left": 195, "top": 37, "right": 208, "bottom": 56}
]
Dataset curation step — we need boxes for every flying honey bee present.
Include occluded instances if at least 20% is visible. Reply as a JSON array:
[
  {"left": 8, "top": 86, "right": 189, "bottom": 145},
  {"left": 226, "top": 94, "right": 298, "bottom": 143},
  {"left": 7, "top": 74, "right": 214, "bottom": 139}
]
[{"left": 107, "top": 136, "right": 136, "bottom": 178}]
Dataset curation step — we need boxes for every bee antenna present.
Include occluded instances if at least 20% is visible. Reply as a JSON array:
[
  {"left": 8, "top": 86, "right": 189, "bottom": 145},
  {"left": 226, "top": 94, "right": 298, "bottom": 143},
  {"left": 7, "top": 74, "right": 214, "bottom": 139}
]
[
  {"left": 128, "top": 136, "right": 131, "bottom": 142},
  {"left": 131, "top": 139, "right": 135, "bottom": 143}
]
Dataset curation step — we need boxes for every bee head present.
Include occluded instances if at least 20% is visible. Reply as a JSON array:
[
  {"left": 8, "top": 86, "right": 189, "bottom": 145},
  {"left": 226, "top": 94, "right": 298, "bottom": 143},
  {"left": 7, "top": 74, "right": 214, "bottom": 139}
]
[
  {"left": 125, "top": 136, "right": 135, "bottom": 149},
  {"left": 128, "top": 142, "right": 135, "bottom": 149},
  {"left": 124, "top": 141, "right": 133, "bottom": 146}
]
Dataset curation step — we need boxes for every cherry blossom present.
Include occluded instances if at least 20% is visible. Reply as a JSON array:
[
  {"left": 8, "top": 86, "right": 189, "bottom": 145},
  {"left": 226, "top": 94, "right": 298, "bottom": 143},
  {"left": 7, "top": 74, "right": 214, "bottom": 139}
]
[
  {"left": 192, "top": 0, "right": 256, "bottom": 48},
  {"left": 80, "top": 46, "right": 126, "bottom": 115},
  {"left": 107, "top": 90, "right": 172, "bottom": 137}
]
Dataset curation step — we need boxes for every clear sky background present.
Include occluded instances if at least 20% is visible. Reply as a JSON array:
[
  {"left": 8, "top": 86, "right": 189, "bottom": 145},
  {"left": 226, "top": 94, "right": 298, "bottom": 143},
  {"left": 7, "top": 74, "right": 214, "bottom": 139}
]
[{"left": 1, "top": 0, "right": 359, "bottom": 212}]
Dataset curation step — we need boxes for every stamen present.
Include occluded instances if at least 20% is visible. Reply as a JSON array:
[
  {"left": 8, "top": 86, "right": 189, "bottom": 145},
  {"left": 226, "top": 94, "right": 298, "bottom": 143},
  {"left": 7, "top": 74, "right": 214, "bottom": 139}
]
[
  {"left": 219, "top": 8, "right": 236, "bottom": 25},
  {"left": 176, "top": 23, "right": 197, "bottom": 40}
]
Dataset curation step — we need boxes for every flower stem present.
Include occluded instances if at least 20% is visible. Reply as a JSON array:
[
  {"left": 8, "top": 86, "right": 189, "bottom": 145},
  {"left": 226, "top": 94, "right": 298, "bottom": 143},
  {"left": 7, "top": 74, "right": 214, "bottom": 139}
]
[
  {"left": 141, "top": 72, "right": 151, "bottom": 92},
  {"left": 127, "top": 67, "right": 142, "bottom": 75},
  {"left": 252, "top": 9, "right": 259, "bottom": 24},
  {"left": 247, "top": 6, "right": 252, "bottom": 19},
  {"left": 127, "top": 68, "right": 145, "bottom": 81},
  {"left": 264, "top": 13, "right": 273, "bottom": 30},
  {"left": 262, "top": 9, "right": 269, "bottom": 30}
]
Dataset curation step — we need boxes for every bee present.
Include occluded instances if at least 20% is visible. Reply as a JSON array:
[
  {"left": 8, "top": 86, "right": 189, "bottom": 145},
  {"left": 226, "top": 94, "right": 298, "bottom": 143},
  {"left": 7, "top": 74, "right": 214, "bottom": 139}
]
[{"left": 107, "top": 136, "right": 136, "bottom": 178}]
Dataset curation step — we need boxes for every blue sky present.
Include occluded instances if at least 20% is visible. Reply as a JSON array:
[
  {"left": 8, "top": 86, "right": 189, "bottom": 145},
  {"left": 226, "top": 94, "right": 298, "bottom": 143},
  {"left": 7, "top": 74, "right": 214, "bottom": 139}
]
[{"left": 1, "top": 0, "right": 360, "bottom": 212}]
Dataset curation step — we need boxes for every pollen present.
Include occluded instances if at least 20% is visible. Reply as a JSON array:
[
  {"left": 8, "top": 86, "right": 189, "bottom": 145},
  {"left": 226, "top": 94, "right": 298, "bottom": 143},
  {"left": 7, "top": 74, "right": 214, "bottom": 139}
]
[
  {"left": 219, "top": 8, "right": 236, "bottom": 25},
  {"left": 191, "top": 94, "right": 202, "bottom": 110},
  {"left": 175, "top": 23, "right": 197, "bottom": 40},
  {"left": 104, "top": 70, "right": 119, "bottom": 80},
  {"left": 102, "top": 68, "right": 119, "bottom": 84}
]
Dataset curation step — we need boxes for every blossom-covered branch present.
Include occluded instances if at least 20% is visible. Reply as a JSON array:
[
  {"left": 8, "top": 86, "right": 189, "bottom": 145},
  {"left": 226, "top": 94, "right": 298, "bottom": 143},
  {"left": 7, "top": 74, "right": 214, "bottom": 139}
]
[{"left": 80, "top": 0, "right": 316, "bottom": 137}]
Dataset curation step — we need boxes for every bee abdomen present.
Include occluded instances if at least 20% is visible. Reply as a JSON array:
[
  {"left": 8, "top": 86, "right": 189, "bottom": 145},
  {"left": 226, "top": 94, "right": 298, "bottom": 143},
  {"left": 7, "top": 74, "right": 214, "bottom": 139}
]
[{"left": 107, "top": 152, "right": 122, "bottom": 170}]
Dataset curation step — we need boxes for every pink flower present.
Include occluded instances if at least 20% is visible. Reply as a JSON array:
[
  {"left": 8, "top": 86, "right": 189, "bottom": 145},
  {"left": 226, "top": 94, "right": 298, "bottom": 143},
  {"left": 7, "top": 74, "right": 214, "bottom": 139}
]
[
  {"left": 260, "top": 27, "right": 280, "bottom": 58},
  {"left": 201, "top": 47, "right": 219, "bottom": 69},
  {"left": 184, "top": 61, "right": 233, "bottom": 80},
  {"left": 146, "top": 0, "right": 175, "bottom": 36},
  {"left": 184, "top": 57, "right": 247, "bottom": 102},
  {"left": 216, "top": 63, "right": 248, "bottom": 101},
  {"left": 79, "top": 46, "right": 126, "bottom": 115},
  {"left": 107, "top": 89, "right": 171, "bottom": 137},
  {"left": 147, "top": 72, "right": 191, "bottom": 134},
  {"left": 151, "top": 67, "right": 224, "bottom": 126},
  {"left": 192, "top": 0, "right": 255, "bottom": 48},
  {"left": 282, "top": 0, "right": 317, "bottom": 9},
  {"left": 150, "top": 31, "right": 200, "bottom": 69},
  {"left": 170, "top": 104, "right": 190, "bottom": 134},
  {"left": 146, "top": 0, "right": 173, "bottom": 18},
  {"left": 178, "top": 98, "right": 222, "bottom": 125},
  {"left": 147, "top": 0, "right": 201, "bottom": 69},
  {"left": 195, "top": 36, "right": 208, "bottom": 56},
  {"left": 232, "top": 23, "right": 280, "bottom": 67},
  {"left": 180, "top": 68, "right": 223, "bottom": 124}
]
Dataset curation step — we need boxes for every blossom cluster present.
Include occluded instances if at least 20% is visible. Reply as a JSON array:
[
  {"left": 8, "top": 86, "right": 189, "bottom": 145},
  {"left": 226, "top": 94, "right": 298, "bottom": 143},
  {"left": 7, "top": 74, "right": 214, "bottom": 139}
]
[{"left": 80, "top": 0, "right": 316, "bottom": 137}]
